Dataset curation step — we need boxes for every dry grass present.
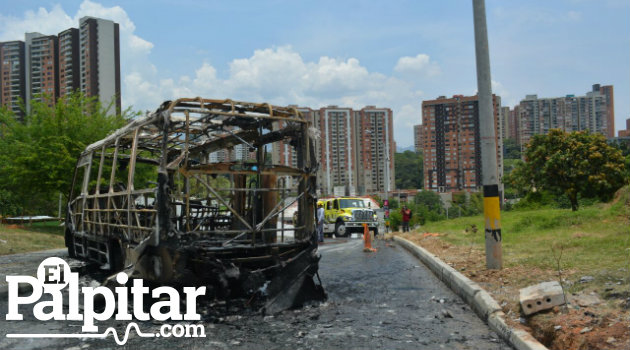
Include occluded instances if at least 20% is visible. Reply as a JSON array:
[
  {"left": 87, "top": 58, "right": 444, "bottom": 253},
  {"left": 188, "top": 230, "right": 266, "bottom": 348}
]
[{"left": 0, "top": 222, "right": 65, "bottom": 255}]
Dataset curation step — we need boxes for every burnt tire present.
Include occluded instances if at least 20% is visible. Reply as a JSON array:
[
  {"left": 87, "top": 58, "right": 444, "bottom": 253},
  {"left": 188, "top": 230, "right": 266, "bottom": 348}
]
[{"left": 334, "top": 221, "right": 348, "bottom": 237}]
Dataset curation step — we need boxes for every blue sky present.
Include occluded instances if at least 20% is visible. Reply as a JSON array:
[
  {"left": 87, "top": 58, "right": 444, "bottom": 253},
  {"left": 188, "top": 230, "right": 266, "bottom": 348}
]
[{"left": 1, "top": 0, "right": 628, "bottom": 147}]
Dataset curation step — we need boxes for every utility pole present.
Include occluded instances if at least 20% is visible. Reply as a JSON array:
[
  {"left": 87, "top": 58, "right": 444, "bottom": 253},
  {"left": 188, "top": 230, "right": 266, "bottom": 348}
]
[{"left": 473, "top": 0, "right": 502, "bottom": 269}]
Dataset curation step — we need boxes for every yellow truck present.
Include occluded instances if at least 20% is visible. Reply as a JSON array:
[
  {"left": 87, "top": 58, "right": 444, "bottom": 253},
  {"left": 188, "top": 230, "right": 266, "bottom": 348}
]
[{"left": 319, "top": 197, "right": 378, "bottom": 237}]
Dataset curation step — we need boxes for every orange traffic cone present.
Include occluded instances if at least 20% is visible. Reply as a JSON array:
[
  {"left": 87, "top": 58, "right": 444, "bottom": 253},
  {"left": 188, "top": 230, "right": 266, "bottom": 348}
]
[{"left": 363, "top": 223, "right": 377, "bottom": 252}]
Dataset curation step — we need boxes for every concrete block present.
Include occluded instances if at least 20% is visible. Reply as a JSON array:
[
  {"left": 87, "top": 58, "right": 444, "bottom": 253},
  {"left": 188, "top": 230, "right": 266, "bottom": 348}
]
[{"left": 519, "top": 281, "right": 565, "bottom": 316}]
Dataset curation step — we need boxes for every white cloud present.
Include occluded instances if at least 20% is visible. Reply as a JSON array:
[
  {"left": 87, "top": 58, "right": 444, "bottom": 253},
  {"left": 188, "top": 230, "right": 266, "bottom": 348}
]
[
  {"left": 396, "top": 104, "right": 423, "bottom": 129},
  {"left": 566, "top": 10, "right": 582, "bottom": 21},
  {"left": 127, "top": 45, "right": 426, "bottom": 145},
  {"left": 394, "top": 54, "right": 441, "bottom": 77},
  {"left": 491, "top": 80, "right": 518, "bottom": 107},
  {"left": 0, "top": 2, "right": 438, "bottom": 147},
  {"left": 0, "top": 5, "right": 73, "bottom": 40}
]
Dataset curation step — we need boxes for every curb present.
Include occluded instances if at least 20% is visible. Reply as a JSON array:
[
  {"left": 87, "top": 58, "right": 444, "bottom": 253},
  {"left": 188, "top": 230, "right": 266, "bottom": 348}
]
[{"left": 394, "top": 236, "right": 548, "bottom": 350}]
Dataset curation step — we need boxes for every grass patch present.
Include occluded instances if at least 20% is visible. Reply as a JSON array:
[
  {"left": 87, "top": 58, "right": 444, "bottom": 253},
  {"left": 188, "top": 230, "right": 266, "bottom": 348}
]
[
  {"left": 416, "top": 195, "right": 630, "bottom": 279},
  {"left": 0, "top": 222, "right": 65, "bottom": 255}
]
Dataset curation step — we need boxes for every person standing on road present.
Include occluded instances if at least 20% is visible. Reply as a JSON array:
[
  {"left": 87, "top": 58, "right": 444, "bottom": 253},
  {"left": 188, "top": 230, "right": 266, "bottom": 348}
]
[
  {"left": 400, "top": 205, "right": 412, "bottom": 232},
  {"left": 317, "top": 203, "right": 325, "bottom": 242}
]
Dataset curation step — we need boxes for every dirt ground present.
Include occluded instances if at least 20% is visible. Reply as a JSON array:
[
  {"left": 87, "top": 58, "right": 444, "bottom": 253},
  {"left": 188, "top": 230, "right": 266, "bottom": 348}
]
[{"left": 398, "top": 232, "right": 630, "bottom": 350}]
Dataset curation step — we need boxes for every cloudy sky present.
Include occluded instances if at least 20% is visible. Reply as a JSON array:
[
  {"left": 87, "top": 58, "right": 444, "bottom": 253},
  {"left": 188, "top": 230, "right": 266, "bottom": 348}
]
[{"left": 1, "top": 0, "right": 628, "bottom": 147}]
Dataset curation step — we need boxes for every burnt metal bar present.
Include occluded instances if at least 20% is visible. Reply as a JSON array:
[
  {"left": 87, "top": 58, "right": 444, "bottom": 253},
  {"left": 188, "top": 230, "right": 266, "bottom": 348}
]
[{"left": 192, "top": 174, "right": 254, "bottom": 232}]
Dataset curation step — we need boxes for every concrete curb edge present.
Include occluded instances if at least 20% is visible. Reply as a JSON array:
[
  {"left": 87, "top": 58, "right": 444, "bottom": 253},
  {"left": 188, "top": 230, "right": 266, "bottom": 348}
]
[{"left": 394, "top": 236, "right": 548, "bottom": 350}]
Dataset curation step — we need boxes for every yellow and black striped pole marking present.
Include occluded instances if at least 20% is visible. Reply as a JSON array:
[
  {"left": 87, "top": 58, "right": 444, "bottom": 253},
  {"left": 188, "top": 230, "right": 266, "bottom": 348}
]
[{"left": 483, "top": 184, "right": 502, "bottom": 269}]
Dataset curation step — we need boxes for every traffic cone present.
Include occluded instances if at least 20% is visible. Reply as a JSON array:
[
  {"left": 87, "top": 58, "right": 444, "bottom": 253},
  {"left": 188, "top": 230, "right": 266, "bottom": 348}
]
[{"left": 363, "top": 223, "right": 377, "bottom": 252}]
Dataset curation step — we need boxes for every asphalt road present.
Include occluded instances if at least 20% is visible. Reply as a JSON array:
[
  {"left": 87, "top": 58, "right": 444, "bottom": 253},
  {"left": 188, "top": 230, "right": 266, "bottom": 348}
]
[{"left": 0, "top": 238, "right": 511, "bottom": 350}]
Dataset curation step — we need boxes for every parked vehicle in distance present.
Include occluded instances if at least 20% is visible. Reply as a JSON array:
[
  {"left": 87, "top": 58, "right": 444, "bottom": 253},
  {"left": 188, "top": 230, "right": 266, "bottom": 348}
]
[{"left": 319, "top": 197, "right": 378, "bottom": 237}]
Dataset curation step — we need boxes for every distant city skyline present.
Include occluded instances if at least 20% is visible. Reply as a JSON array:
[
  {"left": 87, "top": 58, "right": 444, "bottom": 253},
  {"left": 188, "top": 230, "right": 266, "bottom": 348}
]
[
  {"left": 0, "top": 0, "right": 628, "bottom": 147},
  {"left": 0, "top": 15, "right": 120, "bottom": 117}
]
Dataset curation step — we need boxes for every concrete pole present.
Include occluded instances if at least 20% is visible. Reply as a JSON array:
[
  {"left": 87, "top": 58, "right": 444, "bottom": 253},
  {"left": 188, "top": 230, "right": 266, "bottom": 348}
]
[{"left": 473, "top": 0, "right": 502, "bottom": 269}]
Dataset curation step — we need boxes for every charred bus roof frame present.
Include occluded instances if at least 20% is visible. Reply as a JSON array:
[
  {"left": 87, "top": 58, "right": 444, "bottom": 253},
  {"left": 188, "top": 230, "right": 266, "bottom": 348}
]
[{"left": 66, "top": 98, "right": 324, "bottom": 312}]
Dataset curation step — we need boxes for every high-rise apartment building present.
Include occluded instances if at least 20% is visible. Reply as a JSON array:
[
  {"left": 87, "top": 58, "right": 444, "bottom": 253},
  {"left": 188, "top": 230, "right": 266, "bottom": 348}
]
[
  {"left": 594, "top": 84, "right": 614, "bottom": 138},
  {"left": 58, "top": 28, "right": 80, "bottom": 98},
  {"left": 354, "top": 106, "right": 395, "bottom": 195},
  {"left": 422, "top": 94, "right": 503, "bottom": 192},
  {"left": 517, "top": 84, "right": 613, "bottom": 145},
  {"left": 271, "top": 105, "right": 395, "bottom": 196},
  {"left": 500, "top": 106, "right": 510, "bottom": 141},
  {"left": 413, "top": 124, "right": 423, "bottom": 153},
  {"left": 0, "top": 17, "right": 120, "bottom": 117},
  {"left": 79, "top": 17, "right": 121, "bottom": 113},
  {"left": 317, "top": 106, "right": 358, "bottom": 196},
  {"left": 508, "top": 106, "right": 520, "bottom": 142},
  {"left": 25, "top": 33, "right": 58, "bottom": 112},
  {"left": 0, "top": 41, "right": 26, "bottom": 118}
]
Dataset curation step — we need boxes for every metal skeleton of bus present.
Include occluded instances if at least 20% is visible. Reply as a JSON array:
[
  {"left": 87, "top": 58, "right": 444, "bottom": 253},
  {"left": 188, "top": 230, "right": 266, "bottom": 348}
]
[{"left": 66, "top": 98, "right": 324, "bottom": 313}]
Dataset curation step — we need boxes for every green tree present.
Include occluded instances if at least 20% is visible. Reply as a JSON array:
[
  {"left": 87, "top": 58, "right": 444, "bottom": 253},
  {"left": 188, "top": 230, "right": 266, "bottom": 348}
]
[
  {"left": 414, "top": 190, "right": 443, "bottom": 212},
  {"left": 503, "top": 137, "right": 521, "bottom": 159},
  {"left": 609, "top": 139, "right": 630, "bottom": 182},
  {"left": 505, "top": 129, "right": 626, "bottom": 211},
  {"left": 451, "top": 192, "right": 483, "bottom": 217},
  {"left": 394, "top": 150, "right": 423, "bottom": 189},
  {"left": 0, "top": 93, "right": 132, "bottom": 215}
]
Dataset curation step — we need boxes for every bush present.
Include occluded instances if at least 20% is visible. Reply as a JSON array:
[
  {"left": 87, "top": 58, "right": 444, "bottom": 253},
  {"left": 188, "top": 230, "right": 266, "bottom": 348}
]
[
  {"left": 0, "top": 189, "right": 21, "bottom": 217},
  {"left": 390, "top": 201, "right": 446, "bottom": 231},
  {"left": 513, "top": 190, "right": 602, "bottom": 211}
]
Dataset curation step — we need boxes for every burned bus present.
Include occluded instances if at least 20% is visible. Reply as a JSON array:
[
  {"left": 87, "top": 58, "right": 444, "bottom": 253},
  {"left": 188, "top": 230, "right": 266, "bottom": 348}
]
[{"left": 65, "top": 98, "right": 323, "bottom": 312}]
